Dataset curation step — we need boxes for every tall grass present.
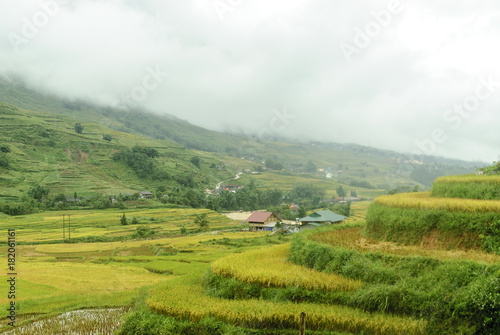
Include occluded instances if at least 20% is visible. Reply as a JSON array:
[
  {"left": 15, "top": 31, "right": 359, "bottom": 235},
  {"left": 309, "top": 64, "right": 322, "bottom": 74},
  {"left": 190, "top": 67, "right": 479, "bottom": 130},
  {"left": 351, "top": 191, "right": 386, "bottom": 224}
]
[
  {"left": 366, "top": 202, "right": 500, "bottom": 253},
  {"left": 431, "top": 175, "right": 500, "bottom": 199},
  {"left": 374, "top": 192, "right": 500, "bottom": 213}
]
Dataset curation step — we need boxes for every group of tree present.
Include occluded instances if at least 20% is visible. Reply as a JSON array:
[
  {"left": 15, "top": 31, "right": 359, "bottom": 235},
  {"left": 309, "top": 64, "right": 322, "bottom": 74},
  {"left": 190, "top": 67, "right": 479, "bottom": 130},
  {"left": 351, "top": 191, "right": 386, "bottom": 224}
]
[
  {"left": 102, "top": 134, "right": 113, "bottom": 141},
  {"left": 286, "top": 184, "right": 324, "bottom": 207},
  {"left": 74, "top": 123, "right": 84, "bottom": 134},
  {"left": 329, "top": 201, "right": 351, "bottom": 217},
  {"left": 194, "top": 213, "right": 209, "bottom": 230},
  {"left": 478, "top": 161, "right": 500, "bottom": 175},
  {"left": 120, "top": 213, "right": 141, "bottom": 225},
  {"left": 335, "top": 185, "right": 358, "bottom": 198},
  {"left": 0, "top": 144, "right": 11, "bottom": 153},
  {"left": 265, "top": 159, "right": 283, "bottom": 170},
  {"left": 0, "top": 144, "right": 10, "bottom": 168},
  {"left": 347, "top": 179, "right": 375, "bottom": 189},
  {"left": 190, "top": 156, "right": 201, "bottom": 168},
  {"left": 112, "top": 145, "right": 168, "bottom": 180},
  {"left": 304, "top": 160, "right": 317, "bottom": 173},
  {"left": 267, "top": 204, "right": 307, "bottom": 221},
  {"left": 209, "top": 187, "right": 284, "bottom": 212}
]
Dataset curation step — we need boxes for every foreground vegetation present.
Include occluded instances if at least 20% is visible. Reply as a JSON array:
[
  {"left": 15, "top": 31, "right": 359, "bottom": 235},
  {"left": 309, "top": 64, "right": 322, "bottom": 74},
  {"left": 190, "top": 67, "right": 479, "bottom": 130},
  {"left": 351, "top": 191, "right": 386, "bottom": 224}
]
[
  {"left": 431, "top": 174, "right": 500, "bottom": 200},
  {"left": 0, "top": 210, "right": 269, "bottom": 332},
  {"left": 367, "top": 192, "right": 500, "bottom": 253},
  {"left": 288, "top": 226, "right": 500, "bottom": 334},
  {"left": 0, "top": 208, "right": 240, "bottom": 244},
  {"left": 147, "top": 266, "right": 426, "bottom": 334}
]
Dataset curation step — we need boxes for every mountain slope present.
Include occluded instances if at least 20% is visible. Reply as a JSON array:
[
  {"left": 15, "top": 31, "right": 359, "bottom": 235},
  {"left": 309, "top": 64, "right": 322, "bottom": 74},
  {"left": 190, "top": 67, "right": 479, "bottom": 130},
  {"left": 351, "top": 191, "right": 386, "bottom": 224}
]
[
  {"left": 0, "top": 77, "right": 481, "bottom": 200},
  {"left": 0, "top": 100, "right": 234, "bottom": 201}
]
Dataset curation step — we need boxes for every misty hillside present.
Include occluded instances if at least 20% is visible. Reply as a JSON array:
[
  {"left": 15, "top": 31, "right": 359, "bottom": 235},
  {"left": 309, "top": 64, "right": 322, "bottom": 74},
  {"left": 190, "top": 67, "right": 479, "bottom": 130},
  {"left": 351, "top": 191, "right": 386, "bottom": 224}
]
[
  {"left": 0, "top": 100, "right": 235, "bottom": 202},
  {"left": 0, "top": 77, "right": 481, "bottom": 203}
]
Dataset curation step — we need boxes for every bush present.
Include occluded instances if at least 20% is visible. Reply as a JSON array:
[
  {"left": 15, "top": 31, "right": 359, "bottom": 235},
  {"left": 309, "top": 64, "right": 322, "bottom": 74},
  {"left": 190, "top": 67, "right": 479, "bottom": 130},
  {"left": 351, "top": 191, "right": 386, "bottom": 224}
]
[
  {"left": 0, "top": 153, "right": 8, "bottom": 168},
  {"left": 131, "top": 226, "right": 156, "bottom": 239},
  {"left": 0, "top": 144, "right": 11, "bottom": 153},
  {"left": 120, "top": 213, "right": 128, "bottom": 225}
]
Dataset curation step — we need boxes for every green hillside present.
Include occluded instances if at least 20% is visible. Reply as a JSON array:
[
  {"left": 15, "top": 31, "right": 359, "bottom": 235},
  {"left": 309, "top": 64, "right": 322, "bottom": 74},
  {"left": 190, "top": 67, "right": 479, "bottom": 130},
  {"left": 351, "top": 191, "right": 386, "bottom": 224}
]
[
  {"left": 0, "top": 77, "right": 481, "bottom": 206},
  {"left": 0, "top": 101, "right": 234, "bottom": 202}
]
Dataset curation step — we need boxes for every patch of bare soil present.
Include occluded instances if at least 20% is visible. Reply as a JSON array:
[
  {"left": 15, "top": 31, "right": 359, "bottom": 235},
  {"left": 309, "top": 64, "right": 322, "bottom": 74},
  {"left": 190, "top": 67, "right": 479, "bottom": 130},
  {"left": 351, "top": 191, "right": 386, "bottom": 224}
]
[{"left": 223, "top": 211, "right": 253, "bottom": 221}]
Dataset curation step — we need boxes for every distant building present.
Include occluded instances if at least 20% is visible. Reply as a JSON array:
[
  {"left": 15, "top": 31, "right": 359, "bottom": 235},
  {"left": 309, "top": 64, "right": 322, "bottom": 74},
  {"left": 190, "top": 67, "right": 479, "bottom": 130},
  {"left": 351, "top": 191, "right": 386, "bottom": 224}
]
[
  {"left": 65, "top": 196, "right": 81, "bottom": 202},
  {"left": 218, "top": 184, "right": 243, "bottom": 194},
  {"left": 299, "top": 210, "right": 346, "bottom": 226},
  {"left": 139, "top": 191, "right": 154, "bottom": 199},
  {"left": 246, "top": 212, "right": 282, "bottom": 231}
]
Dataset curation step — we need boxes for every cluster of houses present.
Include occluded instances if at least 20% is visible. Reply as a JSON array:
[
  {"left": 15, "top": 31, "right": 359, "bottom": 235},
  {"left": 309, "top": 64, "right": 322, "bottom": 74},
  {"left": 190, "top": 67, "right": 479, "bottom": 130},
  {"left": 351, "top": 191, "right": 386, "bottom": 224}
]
[{"left": 246, "top": 210, "right": 347, "bottom": 233}]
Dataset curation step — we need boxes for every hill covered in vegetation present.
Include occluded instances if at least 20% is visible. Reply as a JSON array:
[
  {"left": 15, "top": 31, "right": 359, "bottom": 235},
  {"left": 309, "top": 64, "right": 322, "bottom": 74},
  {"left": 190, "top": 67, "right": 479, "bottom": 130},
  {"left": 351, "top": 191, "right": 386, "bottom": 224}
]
[{"left": 0, "top": 77, "right": 480, "bottom": 197}]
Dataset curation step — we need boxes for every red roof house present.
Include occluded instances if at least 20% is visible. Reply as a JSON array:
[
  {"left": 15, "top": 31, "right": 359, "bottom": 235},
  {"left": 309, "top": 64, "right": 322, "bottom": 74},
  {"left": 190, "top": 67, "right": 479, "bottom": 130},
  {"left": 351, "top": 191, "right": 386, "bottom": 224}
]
[{"left": 246, "top": 211, "right": 281, "bottom": 230}]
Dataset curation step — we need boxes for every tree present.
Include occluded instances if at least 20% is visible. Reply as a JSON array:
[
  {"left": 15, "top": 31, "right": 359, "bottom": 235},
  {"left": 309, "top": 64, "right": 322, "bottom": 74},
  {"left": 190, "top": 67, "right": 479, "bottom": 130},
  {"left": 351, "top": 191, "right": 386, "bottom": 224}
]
[
  {"left": 102, "top": 134, "right": 113, "bottom": 141},
  {"left": 27, "top": 185, "right": 49, "bottom": 201},
  {"left": 304, "top": 160, "right": 317, "bottom": 173},
  {"left": 194, "top": 213, "right": 209, "bottom": 230},
  {"left": 54, "top": 193, "right": 66, "bottom": 202},
  {"left": 74, "top": 123, "right": 84, "bottom": 134},
  {"left": 0, "top": 153, "right": 8, "bottom": 168},
  {"left": 331, "top": 201, "right": 351, "bottom": 217},
  {"left": 297, "top": 207, "right": 307, "bottom": 218},
  {"left": 0, "top": 145, "right": 11, "bottom": 153},
  {"left": 336, "top": 185, "right": 347, "bottom": 198},
  {"left": 265, "top": 159, "right": 283, "bottom": 170},
  {"left": 180, "top": 224, "right": 187, "bottom": 236},
  {"left": 478, "top": 161, "right": 500, "bottom": 175},
  {"left": 190, "top": 156, "right": 201, "bottom": 168},
  {"left": 120, "top": 213, "right": 128, "bottom": 225},
  {"left": 350, "top": 189, "right": 358, "bottom": 197},
  {"left": 275, "top": 222, "right": 282, "bottom": 231},
  {"left": 131, "top": 217, "right": 139, "bottom": 225}
]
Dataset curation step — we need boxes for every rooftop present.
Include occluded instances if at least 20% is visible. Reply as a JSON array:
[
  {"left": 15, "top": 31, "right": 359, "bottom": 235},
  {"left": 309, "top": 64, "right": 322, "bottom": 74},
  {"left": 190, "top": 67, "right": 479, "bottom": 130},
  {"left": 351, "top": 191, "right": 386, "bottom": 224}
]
[{"left": 247, "top": 211, "right": 274, "bottom": 223}]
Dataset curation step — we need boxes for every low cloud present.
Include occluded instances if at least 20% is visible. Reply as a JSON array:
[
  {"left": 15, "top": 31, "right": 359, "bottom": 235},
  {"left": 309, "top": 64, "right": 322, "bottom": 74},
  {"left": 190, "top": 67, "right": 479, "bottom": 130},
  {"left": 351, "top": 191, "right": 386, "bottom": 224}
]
[{"left": 1, "top": 0, "right": 499, "bottom": 162}]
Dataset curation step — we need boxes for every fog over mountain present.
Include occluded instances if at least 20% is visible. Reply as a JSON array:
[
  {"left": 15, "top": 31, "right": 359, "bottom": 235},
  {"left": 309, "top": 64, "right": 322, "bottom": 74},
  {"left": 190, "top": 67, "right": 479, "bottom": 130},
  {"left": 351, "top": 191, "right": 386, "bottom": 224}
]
[{"left": 1, "top": 0, "right": 499, "bottom": 162}]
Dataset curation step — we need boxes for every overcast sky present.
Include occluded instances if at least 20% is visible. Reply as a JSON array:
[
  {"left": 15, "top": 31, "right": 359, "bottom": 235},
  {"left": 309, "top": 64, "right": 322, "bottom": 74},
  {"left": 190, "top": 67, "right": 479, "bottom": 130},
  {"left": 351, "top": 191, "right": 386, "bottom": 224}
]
[{"left": 1, "top": 0, "right": 499, "bottom": 162}]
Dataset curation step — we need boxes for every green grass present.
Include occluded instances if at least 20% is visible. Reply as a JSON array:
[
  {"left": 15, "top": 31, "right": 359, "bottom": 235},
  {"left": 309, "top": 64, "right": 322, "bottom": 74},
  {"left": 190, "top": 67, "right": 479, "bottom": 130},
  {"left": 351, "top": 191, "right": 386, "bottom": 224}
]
[
  {"left": 431, "top": 174, "right": 500, "bottom": 199},
  {"left": 0, "top": 79, "right": 480, "bottom": 202},
  {"left": 0, "top": 101, "right": 235, "bottom": 200},
  {"left": 0, "top": 208, "right": 243, "bottom": 244},
  {"left": 0, "top": 221, "right": 270, "bottom": 331}
]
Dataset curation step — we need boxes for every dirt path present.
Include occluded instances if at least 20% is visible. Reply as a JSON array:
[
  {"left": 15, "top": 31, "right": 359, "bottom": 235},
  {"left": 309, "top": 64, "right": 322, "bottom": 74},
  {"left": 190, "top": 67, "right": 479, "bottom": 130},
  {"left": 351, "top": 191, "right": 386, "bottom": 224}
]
[{"left": 215, "top": 172, "right": 242, "bottom": 190}]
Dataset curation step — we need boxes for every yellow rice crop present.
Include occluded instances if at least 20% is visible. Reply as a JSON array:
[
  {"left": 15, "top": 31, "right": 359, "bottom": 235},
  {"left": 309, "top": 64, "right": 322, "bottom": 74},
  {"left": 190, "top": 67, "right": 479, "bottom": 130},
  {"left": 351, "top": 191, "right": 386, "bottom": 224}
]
[
  {"left": 147, "top": 272, "right": 427, "bottom": 335},
  {"left": 435, "top": 174, "right": 500, "bottom": 184},
  {"left": 311, "top": 227, "right": 500, "bottom": 264},
  {"left": 374, "top": 192, "right": 500, "bottom": 213},
  {"left": 211, "top": 244, "right": 361, "bottom": 291}
]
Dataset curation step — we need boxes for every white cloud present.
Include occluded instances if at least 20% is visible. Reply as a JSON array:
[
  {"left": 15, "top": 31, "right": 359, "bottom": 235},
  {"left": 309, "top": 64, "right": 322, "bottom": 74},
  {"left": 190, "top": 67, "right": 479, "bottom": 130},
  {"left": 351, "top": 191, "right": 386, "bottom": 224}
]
[{"left": 0, "top": 0, "right": 499, "bottom": 162}]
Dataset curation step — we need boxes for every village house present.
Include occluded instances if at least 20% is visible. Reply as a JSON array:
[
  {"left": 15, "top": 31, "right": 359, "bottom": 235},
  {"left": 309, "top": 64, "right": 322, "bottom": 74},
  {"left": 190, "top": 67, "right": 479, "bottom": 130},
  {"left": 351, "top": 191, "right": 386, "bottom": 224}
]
[
  {"left": 218, "top": 184, "right": 244, "bottom": 194},
  {"left": 246, "top": 211, "right": 282, "bottom": 231},
  {"left": 139, "top": 191, "right": 154, "bottom": 199},
  {"left": 298, "top": 210, "right": 346, "bottom": 231},
  {"left": 65, "top": 195, "right": 81, "bottom": 203}
]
